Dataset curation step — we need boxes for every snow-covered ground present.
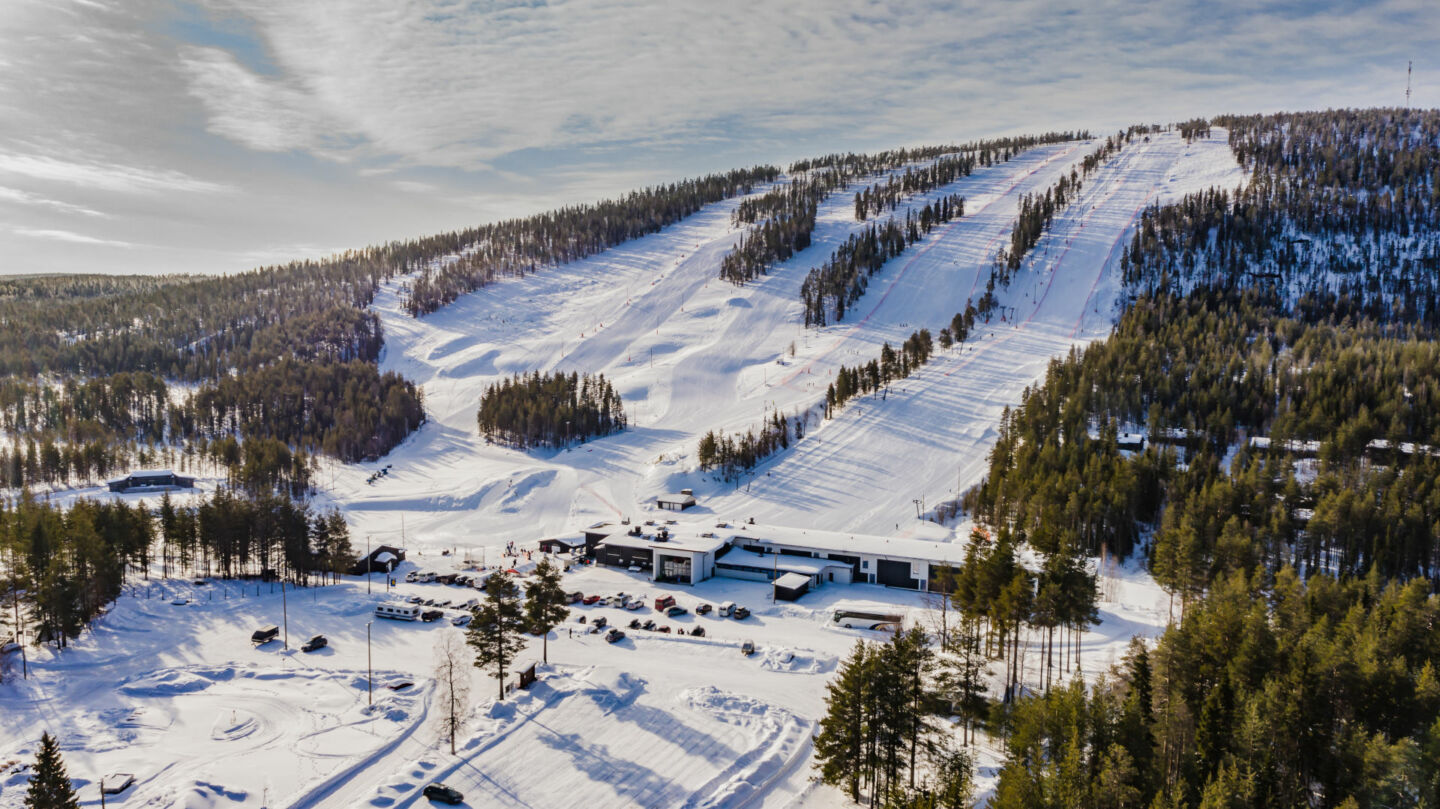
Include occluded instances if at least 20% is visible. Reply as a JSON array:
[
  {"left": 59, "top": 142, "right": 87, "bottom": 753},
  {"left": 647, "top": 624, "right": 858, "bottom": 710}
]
[
  {"left": 0, "top": 551, "right": 1169, "bottom": 809},
  {"left": 5, "top": 131, "right": 1246, "bottom": 808},
  {"left": 317, "top": 130, "right": 1242, "bottom": 550}
]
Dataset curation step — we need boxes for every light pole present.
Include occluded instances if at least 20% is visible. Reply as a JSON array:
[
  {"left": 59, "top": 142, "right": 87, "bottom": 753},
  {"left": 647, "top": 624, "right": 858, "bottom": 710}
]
[
  {"left": 281, "top": 580, "right": 288, "bottom": 651},
  {"left": 366, "top": 621, "right": 373, "bottom": 705}
]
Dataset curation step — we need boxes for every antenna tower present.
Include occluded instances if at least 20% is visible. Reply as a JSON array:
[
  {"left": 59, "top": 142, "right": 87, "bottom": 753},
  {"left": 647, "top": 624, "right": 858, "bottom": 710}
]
[{"left": 1406, "top": 60, "right": 1412, "bottom": 109}]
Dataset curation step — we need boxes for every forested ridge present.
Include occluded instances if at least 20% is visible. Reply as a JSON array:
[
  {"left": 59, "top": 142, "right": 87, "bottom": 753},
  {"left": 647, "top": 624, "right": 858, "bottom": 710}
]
[{"left": 922, "top": 109, "right": 1440, "bottom": 809}]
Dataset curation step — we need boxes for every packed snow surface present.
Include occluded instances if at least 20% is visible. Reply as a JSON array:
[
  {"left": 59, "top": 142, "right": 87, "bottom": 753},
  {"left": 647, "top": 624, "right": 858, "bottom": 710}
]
[
  {"left": 320, "top": 129, "right": 1241, "bottom": 547},
  {"left": 0, "top": 556, "right": 1168, "bottom": 809}
]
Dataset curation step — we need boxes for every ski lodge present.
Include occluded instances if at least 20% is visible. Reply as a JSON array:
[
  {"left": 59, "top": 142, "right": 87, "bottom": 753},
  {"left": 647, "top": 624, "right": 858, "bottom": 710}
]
[{"left": 584, "top": 521, "right": 967, "bottom": 592}]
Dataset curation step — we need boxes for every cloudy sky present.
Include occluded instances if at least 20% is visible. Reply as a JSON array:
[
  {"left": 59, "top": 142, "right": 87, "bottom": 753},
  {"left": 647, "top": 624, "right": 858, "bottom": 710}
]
[{"left": 2, "top": 0, "right": 1435, "bottom": 276}]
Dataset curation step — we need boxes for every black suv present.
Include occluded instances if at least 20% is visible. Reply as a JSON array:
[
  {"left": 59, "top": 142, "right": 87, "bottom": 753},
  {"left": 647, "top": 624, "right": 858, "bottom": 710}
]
[
  {"left": 422, "top": 783, "right": 463, "bottom": 805},
  {"left": 300, "top": 635, "right": 327, "bottom": 652},
  {"left": 421, "top": 609, "right": 444, "bottom": 622}
]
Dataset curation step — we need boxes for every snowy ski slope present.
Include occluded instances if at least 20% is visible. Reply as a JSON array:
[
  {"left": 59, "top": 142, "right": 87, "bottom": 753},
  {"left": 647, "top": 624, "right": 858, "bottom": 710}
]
[{"left": 323, "top": 130, "right": 1243, "bottom": 548}]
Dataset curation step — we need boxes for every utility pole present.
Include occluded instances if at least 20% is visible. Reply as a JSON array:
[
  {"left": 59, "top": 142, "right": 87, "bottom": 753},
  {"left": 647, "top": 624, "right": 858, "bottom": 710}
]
[
  {"left": 281, "top": 580, "right": 288, "bottom": 651},
  {"left": 366, "top": 535, "right": 372, "bottom": 594},
  {"left": 366, "top": 621, "right": 374, "bottom": 705}
]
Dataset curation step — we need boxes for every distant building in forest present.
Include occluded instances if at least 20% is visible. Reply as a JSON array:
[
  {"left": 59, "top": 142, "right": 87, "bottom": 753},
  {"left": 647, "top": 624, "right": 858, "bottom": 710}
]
[{"left": 106, "top": 470, "right": 195, "bottom": 493}]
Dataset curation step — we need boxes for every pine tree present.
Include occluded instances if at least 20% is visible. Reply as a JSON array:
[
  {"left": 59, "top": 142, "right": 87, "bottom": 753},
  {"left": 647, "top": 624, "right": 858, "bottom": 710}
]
[
  {"left": 24, "top": 732, "right": 78, "bottom": 809},
  {"left": 522, "top": 559, "right": 569, "bottom": 664},
  {"left": 467, "top": 570, "right": 527, "bottom": 701}
]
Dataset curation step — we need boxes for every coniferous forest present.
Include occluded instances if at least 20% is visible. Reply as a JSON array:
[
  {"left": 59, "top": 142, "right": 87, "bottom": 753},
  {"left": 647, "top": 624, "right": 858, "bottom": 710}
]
[{"left": 476, "top": 372, "right": 626, "bottom": 449}]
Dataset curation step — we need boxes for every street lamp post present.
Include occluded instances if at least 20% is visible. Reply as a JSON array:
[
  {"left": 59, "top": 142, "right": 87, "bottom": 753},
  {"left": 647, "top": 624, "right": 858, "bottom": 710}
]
[
  {"left": 366, "top": 621, "right": 373, "bottom": 705},
  {"left": 281, "top": 580, "right": 288, "bottom": 651}
]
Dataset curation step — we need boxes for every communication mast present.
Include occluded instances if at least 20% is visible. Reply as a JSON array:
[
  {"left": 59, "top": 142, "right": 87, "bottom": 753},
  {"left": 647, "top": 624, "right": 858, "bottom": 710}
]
[{"left": 1407, "top": 60, "right": 1412, "bottom": 109}]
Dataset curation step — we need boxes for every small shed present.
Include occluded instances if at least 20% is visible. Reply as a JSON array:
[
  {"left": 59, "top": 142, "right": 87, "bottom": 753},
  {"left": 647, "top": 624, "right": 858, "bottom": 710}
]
[
  {"left": 656, "top": 492, "right": 697, "bottom": 511},
  {"left": 773, "top": 571, "right": 811, "bottom": 602},
  {"left": 351, "top": 545, "right": 407, "bottom": 575},
  {"left": 515, "top": 658, "right": 539, "bottom": 690}
]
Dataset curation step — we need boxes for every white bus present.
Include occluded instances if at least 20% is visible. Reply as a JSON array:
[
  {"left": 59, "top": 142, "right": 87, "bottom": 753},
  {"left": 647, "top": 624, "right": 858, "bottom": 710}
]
[
  {"left": 375, "top": 602, "right": 421, "bottom": 621},
  {"left": 831, "top": 607, "right": 904, "bottom": 631}
]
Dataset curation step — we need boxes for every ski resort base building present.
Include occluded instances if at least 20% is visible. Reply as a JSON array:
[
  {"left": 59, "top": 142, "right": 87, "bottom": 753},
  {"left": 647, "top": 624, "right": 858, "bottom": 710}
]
[{"left": 586, "top": 522, "right": 967, "bottom": 592}]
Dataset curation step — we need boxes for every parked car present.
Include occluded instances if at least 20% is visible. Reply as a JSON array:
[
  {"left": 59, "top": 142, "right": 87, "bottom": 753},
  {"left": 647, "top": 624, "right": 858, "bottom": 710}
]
[
  {"left": 300, "top": 634, "right": 327, "bottom": 652},
  {"left": 250, "top": 626, "right": 279, "bottom": 645},
  {"left": 666, "top": 605, "right": 688, "bottom": 617},
  {"left": 733, "top": 606, "right": 751, "bottom": 620},
  {"left": 718, "top": 601, "right": 736, "bottom": 617},
  {"left": 566, "top": 591, "right": 584, "bottom": 604},
  {"left": 695, "top": 603, "right": 713, "bottom": 615},
  {"left": 654, "top": 594, "right": 676, "bottom": 611},
  {"left": 741, "top": 640, "right": 756, "bottom": 656},
  {"left": 404, "top": 572, "right": 419, "bottom": 583},
  {"left": 624, "top": 599, "right": 644, "bottom": 611},
  {"left": 628, "top": 618, "right": 642, "bottom": 629},
  {"left": 421, "top": 610, "right": 443, "bottom": 622},
  {"left": 642, "top": 619, "right": 657, "bottom": 631},
  {"left": 596, "top": 596, "right": 611, "bottom": 606},
  {"left": 582, "top": 594, "right": 601, "bottom": 605},
  {"left": 592, "top": 616, "right": 608, "bottom": 629},
  {"left": 657, "top": 625, "right": 672, "bottom": 634},
  {"left": 605, "top": 628, "right": 625, "bottom": 643},
  {"left": 422, "top": 783, "right": 464, "bottom": 805},
  {"left": 171, "top": 597, "right": 189, "bottom": 606},
  {"left": 461, "top": 598, "right": 479, "bottom": 609},
  {"left": 451, "top": 614, "right": 472, "bottom": 627},
  {"left": 690, "top": 626, "right": 706, "bottom": 638},
  {"left": 407, "top": 595, "right": 424, "bottom": 604}
]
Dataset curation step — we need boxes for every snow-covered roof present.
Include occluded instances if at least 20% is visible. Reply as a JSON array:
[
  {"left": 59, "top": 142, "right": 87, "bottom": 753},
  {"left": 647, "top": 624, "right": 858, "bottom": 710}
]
[
  {"left": 598, "top": 532, "right": 728, "bottom": 554},
  {"left": 773, "top": 572, "right": 811, "bottom": 590},
  {"left": 724, "top": 523, "right": 968, "bottom": 565},
  {"left": 375, "top": 551, "right": 397, "bottom": 564},
  {"left": 716, "top": 547, "right": 846, "bottom": 575},
  {"left": 542, "top": 535, "right": 588, "bottom": 547},
  {"left": 657, "top": 493, "right": 698, "bottom": 505}
]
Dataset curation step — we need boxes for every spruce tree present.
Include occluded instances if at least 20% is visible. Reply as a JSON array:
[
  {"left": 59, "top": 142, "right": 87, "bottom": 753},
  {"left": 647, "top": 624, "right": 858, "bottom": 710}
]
[
  {"left": 815, "top": 641, "right": 871, "bottom": 802},
  {"left": 25, "top": 732, "right": 78, "bottom": 809},
  {"left": 522, "top": 559, "right": 569, "bottom": 664},
  {"left": 467, "top": 570, "right": 527, "bottom": 701}
]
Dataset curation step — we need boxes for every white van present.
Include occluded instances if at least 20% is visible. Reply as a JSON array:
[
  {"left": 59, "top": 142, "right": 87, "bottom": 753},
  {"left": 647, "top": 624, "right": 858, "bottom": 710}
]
[
  {"left": 718, "top": 601, "right": 736, "bottom": 617},
  {"left": 375, "top": 602, "right": 421, "bottom": 621}
]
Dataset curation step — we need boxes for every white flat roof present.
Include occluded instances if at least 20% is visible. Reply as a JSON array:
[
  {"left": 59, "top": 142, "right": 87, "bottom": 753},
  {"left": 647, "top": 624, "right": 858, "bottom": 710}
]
[
  {"left": 725, "top": 523, "right": 968, "bottom": 565},
  {"left": 599, "top": 532, "right": 728, "bottom": 554},
  {"left": 774, "top": 572, "right": 811, "bottom": 590},
  {"left": 581, "top": 520, "right": 968, "bottom": 565},
  {"left": 716, "top": 547, "right": 845, "bottom": 575}
]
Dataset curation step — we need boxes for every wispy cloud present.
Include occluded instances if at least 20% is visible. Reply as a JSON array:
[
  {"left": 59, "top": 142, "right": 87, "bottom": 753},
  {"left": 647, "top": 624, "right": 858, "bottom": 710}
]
[
  {"left": 0, "top": 186, "right": 110, "bottom": 217},
  {"left": 1, "top": 0, "right": 1437, "bottom": 275},
  {"left": 13, "top": 227, "right": 137, "bottom": 248},
  {"left": 0, "top": 153, "right": 230, "bottom": 195}
]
